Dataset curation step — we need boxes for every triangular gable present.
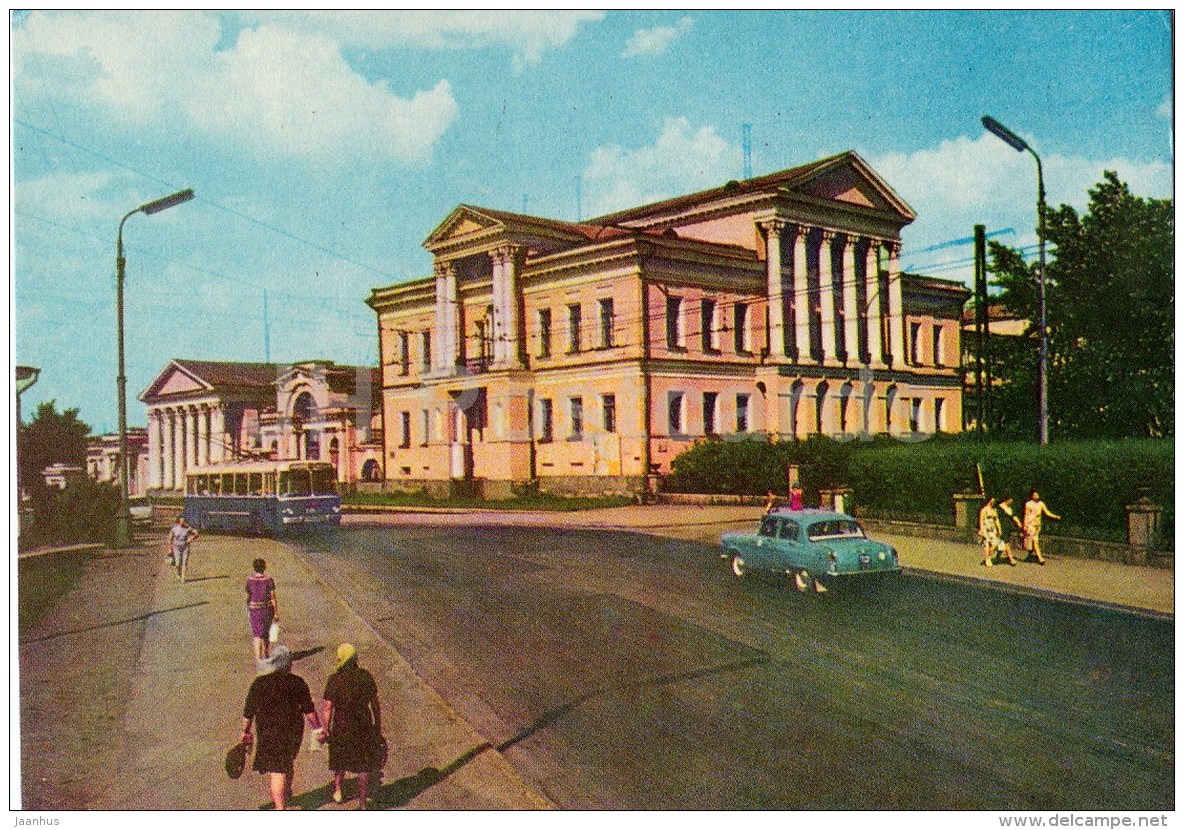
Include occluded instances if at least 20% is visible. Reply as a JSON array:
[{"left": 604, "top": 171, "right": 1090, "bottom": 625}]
[
  {"left": 423, "top": 205, "right": 503, "bottom": 249},
  {"left": 138, "top": 360, "right": 212, "bottom": 402},
  {"left": 791, "top": 152, "right": 916, "bottom": 221}
]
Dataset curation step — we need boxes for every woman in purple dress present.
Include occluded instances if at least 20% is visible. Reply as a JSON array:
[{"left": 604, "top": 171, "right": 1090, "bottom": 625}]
[{"left": 246, "top": 558, "right": 278, "bottom": 661}]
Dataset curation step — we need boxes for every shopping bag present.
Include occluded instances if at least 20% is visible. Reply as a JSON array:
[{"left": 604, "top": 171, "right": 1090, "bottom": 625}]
[
  {"left": 268, "top": 621, "right": 280, "bottom": 643},
  {"left": 224, "top": 740, "right": 251, "bottom": 779}
]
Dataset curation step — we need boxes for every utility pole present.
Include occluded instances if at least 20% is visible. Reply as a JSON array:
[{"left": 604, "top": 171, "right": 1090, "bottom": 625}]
[{"left": 974, "top": 225, "right": 987, "bottom": 436}]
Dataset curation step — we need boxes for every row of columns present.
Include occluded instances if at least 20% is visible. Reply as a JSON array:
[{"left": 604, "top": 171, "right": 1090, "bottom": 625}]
[
  {"left": 760, "top": 219, "right": 904, "bottom": 367},
  {"left": 148, "top": 404, "right": 225, "bottom": 491},
  {"left": 433, "top": 247, "right": 524, "bottom": 374}
]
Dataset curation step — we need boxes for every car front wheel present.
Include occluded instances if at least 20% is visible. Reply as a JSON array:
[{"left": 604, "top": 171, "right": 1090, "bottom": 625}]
[{"left": 730, "top": 554, "right": 747, "bottom": 578}]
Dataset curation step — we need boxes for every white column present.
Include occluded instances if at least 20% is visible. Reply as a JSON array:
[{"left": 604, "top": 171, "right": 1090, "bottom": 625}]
[
  {"left": 147, "top": 410, "right": 160, "bottom": 489},
  {"left": 162, "top": 410, "right": 174, "bottom": 490},
  {"left": 760, "top": 219, "right": 787, "bottom": 360},
  {"left": 792, "top": 226, "right": 811, "bottom": 362},
  {"left": 818, "top": 231, "right": 838, "bottom": 363},
  {"left": 197, "top": 406, "right": 209, "bottom": 467},
  {"left": 865, "top": 240, "right": 882, "bottom": 366},
  {"left": 840, "top": 235, "right": 858, "bottom": 365},
  {"left": 170, "top": 409, "right": 182, "bottom": 489},
  {"left": 210, "top": 405, "right": 225, "bottom": 463},
  {"left": 444, "top": 263, "right": 460, "bottom": 371},
  {"left": 887, "top": 242, "right": 905, "bottom": 366},
  {"left": 489, "top": 250, "right": 506, "bottom": 365},
  {"left": 183, "top": 407, "right": 196, "bottom": 483},
  {"left": 503, "top": 247, "right": 521, "bottom": 367}
]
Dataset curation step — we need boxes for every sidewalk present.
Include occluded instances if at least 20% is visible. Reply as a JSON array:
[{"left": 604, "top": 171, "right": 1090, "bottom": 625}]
[
  {"left": 17, "top": 533, "right": 553, "bottom": 810},
  {"left": 17, "top": 505, "right": 1171, "bottom": 810}
]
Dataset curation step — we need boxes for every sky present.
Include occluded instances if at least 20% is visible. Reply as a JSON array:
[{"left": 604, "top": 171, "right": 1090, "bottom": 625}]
[{"left": 10, "top": 10, "right": 1174, "bottom": 434}]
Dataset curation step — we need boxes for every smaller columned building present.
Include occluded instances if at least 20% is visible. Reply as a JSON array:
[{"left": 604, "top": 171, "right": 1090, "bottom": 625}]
[{"left": 139, "top": 359, "right": 382, "bottom": 493}]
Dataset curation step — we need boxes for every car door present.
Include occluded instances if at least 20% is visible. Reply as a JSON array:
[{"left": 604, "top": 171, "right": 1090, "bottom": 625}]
[
  {"left": 774, "top": 518, "right": 805, "bottom": 570},
  {"left": 748, "top": 514, "right": 779, "bottom": 569}
]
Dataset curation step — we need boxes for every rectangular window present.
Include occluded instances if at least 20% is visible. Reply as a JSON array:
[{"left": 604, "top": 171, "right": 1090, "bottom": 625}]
[
  {"left": 668, "top": 392, "right": 685, "bottom": 436},
  {"left": 569, "top": 397, "right": 584, "bottom": 440},
  {"left": 602, "top": 393, "right": 617, "bottom": 433},
  {"left": 736, "top": 394, "right": 750, "bottom": 433},
  {"left": 934, "top": 398, "right": 946, "bottom": 432},
  {"left": 399, "top": 332, "right": 410, "bottom": 375},
  {"left": 598, "top": 298, "right": 615, "bottom": 348},
  {"left": 909, "top": 322, "right": 923, "bottom": 365},
  {"left": 539, "top": 398, "right": 554, "bottom": 443},
  {"left": 400, "top": 411, "right": 411, "bottom": 448},
  {"left": 734, "top": 303, "right": 751, "bottom": 353},
  {"left": 421, "top": 331, "right": 432, "bottom": 371},
  {"left": 701, "top": 298, "right": 720, "bottom": 352},
  {"left": 421, "top": 410, "right": 430, "bottom": 446},
  {"left": 932, "top": 324, "right": 944, "bottom": 367},
  {"left": 703, "top": 391, "right": 718, "bottom": 436},
  {"left": 666, "top": 295, "right": 684, "bottom": 349},
  {"left": 538, "top": 308, "right": 552, "bottom": 358},
  {"left": 909, "top": 398, "right": 922, "bottom": 432},
  {"left": 567, "top": 304, "right": 581, "bottom": 353}
]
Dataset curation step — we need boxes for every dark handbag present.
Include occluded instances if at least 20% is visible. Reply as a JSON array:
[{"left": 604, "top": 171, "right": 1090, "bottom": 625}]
[
  {"left": 373, "top": 732, "right": 388, "bottom": 771},
  {"left": 224, "top": 739, "right": 251, "bottom": 780}
]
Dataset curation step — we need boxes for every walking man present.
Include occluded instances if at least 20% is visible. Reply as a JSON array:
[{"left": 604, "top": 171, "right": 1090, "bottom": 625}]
[
  {"left": 168, "top": 514, "right": 198, "bottom": 582},
  {"left": 1022, "top": 491, "right": 1060, "bottom": 565}
]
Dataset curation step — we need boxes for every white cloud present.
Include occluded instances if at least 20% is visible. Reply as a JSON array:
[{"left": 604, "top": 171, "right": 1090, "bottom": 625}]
[
  {"left": 189, "top": 25, "right": 458, "bottom": 164},
  {"left": 1156, "top": 95, "right": 1172, "bottom": 119},
  {"left": 622, "top": 16, "right": 694, "bottom": 59},
  {"left": 242, "top": 10, "right": 605, "bottom": 70},
  {"left": 870, "top": 133, "right": 1173, "bottom": 279},
  {"left": 12, "top": 11, "right": 459, "bottom": 166},
  {"left": 584, "top": 117, "right": 739, "bottom": 217}
]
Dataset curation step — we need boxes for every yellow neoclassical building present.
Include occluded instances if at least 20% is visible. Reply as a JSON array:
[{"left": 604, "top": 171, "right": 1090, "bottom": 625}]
[{"left": 368, "top": 151, "right": 969, "bottom": 497}]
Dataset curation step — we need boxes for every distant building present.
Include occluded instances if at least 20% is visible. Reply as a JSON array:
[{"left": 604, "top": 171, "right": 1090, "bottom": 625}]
[
  {"left": 138, "top": 360, "right": 382, "bottom": 493},
  {"left": 369, "top": 150, "right": 970, "bottom": 498},
  {"left": 86, "top": 428, "right": 150, "bottom": 497},
  {"left": 41, "top": 462, "right": 84, "bottom": 490}
]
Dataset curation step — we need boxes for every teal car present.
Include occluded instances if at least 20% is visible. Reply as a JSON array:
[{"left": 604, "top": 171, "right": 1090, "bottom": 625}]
[{"left": 720, "top": 508, "right": 900, "bottom": 592}]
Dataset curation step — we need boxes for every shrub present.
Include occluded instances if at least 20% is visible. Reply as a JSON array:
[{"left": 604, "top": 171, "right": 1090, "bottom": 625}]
[{"left": 665, "top": 435, "right": 1173, "bottom": 546}]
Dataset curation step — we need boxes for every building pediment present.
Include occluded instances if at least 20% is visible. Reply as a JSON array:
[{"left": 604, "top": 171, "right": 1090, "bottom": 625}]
[
  {"left": 789, "top": 152, "right": 916, "bottom": 222},
  {"left": 139, "top": 360, "right": 212, "bottom": 402},
  {"left": 424, "top": 206, "right": 502, "bottom": 250}
]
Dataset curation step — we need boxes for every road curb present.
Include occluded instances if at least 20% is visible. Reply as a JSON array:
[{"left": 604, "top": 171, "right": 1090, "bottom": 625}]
[
  {"left": 16, "top": 542, "right": 104, "bottom": 559},
  {"left": 904, "top": 566, "right": 1173, "bottom": 622}
]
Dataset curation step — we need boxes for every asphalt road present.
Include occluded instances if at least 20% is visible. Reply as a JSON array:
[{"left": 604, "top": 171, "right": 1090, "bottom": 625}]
[{"left": 292, "top": 524, "right": 1174, "bottom": 811}]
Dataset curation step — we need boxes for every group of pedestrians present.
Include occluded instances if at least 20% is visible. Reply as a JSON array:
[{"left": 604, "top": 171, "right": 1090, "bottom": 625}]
[
  {"left": 978, "top": 491, "right": 1061, "bottom": 567},
  {"left": 235, "top": 560, "right": 386, "bottom": 811}
]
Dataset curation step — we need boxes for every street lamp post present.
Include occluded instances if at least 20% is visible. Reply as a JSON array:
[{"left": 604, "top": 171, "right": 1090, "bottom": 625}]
[
  {"left": 115, "top": 188, "right": 195, "bottom": 548},
  {"left": 981, "top": 115, "right": 1048, "bottom": 445}
]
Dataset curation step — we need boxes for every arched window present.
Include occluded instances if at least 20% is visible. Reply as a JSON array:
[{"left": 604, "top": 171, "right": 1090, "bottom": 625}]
[
  {"left": 361, "top": 459, "right": 380, "bottom": 481},
  {"left": 815, "top": 381, "right": 829, "bottom": 435},
  {"left": 328, "top": 437, "right": 340, "bottom": 467}
]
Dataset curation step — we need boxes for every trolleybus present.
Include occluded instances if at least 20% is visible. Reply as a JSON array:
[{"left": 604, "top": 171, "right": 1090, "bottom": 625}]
[{"left": 183, "top": 460, "right": 341, "bottom": 534}]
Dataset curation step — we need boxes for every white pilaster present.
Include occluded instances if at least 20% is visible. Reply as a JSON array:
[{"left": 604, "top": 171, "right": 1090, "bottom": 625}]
[
  {"left": 865, "top": 240, "right": 882, "bottom": 366},
  {"left": 840, "top": 235, "right": 858, "bottom": 364},
  {"left": 197, "top": 405, "right": 209, "bottom": 468},
  {"left": 792, "top": 226, "right": 811, "bottom": 362},
  {"left": 887, "top": 242, "right": 905, "bottom": 366},
  {"left": 433, "top": 265, "right": 447, "bottom": 372},
  {"left": 818, "top": 231, "right": 838, "bottom": 363}
]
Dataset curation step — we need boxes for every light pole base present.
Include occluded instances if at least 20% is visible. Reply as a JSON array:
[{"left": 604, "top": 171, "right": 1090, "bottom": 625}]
[{"left": 114, "top": 515, "right": 134, "bottom": 548}]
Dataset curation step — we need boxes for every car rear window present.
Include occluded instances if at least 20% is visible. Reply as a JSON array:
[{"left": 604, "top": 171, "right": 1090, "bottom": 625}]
[{"left": 807, "top": 519, "right": 866, "bottom": 541}]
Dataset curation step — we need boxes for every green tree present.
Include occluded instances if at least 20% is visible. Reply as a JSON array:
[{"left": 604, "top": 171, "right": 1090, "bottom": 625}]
[
  {"left": 17, "top": 400, "right": 91, "bottom": 494},
  {"left": 986, "top": 172, "right": 1173, "bottom": 439}
]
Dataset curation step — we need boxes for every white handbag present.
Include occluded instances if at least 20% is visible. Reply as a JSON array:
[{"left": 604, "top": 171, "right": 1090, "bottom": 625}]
[{"left": 268, "top": 621, "right": 280, "bottom": 643}]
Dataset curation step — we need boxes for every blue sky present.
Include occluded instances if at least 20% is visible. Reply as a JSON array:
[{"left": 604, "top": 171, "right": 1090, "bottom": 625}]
[{"left": 11, "top": 10, "right": 1173, "bottom": 434}]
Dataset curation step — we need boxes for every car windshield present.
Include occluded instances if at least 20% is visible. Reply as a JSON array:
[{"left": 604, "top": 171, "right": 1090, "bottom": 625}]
[{"left": 807, "top": 519, "right": 866, "bottom": 541}]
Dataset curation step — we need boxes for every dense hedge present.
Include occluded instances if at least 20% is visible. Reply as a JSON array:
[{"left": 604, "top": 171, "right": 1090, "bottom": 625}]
[
  {"left": 664, "top": 435, "right": 1173, "bottom": 546},
  {"left": 20, "top": 478, "right": 121, "bottom": 549}
]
